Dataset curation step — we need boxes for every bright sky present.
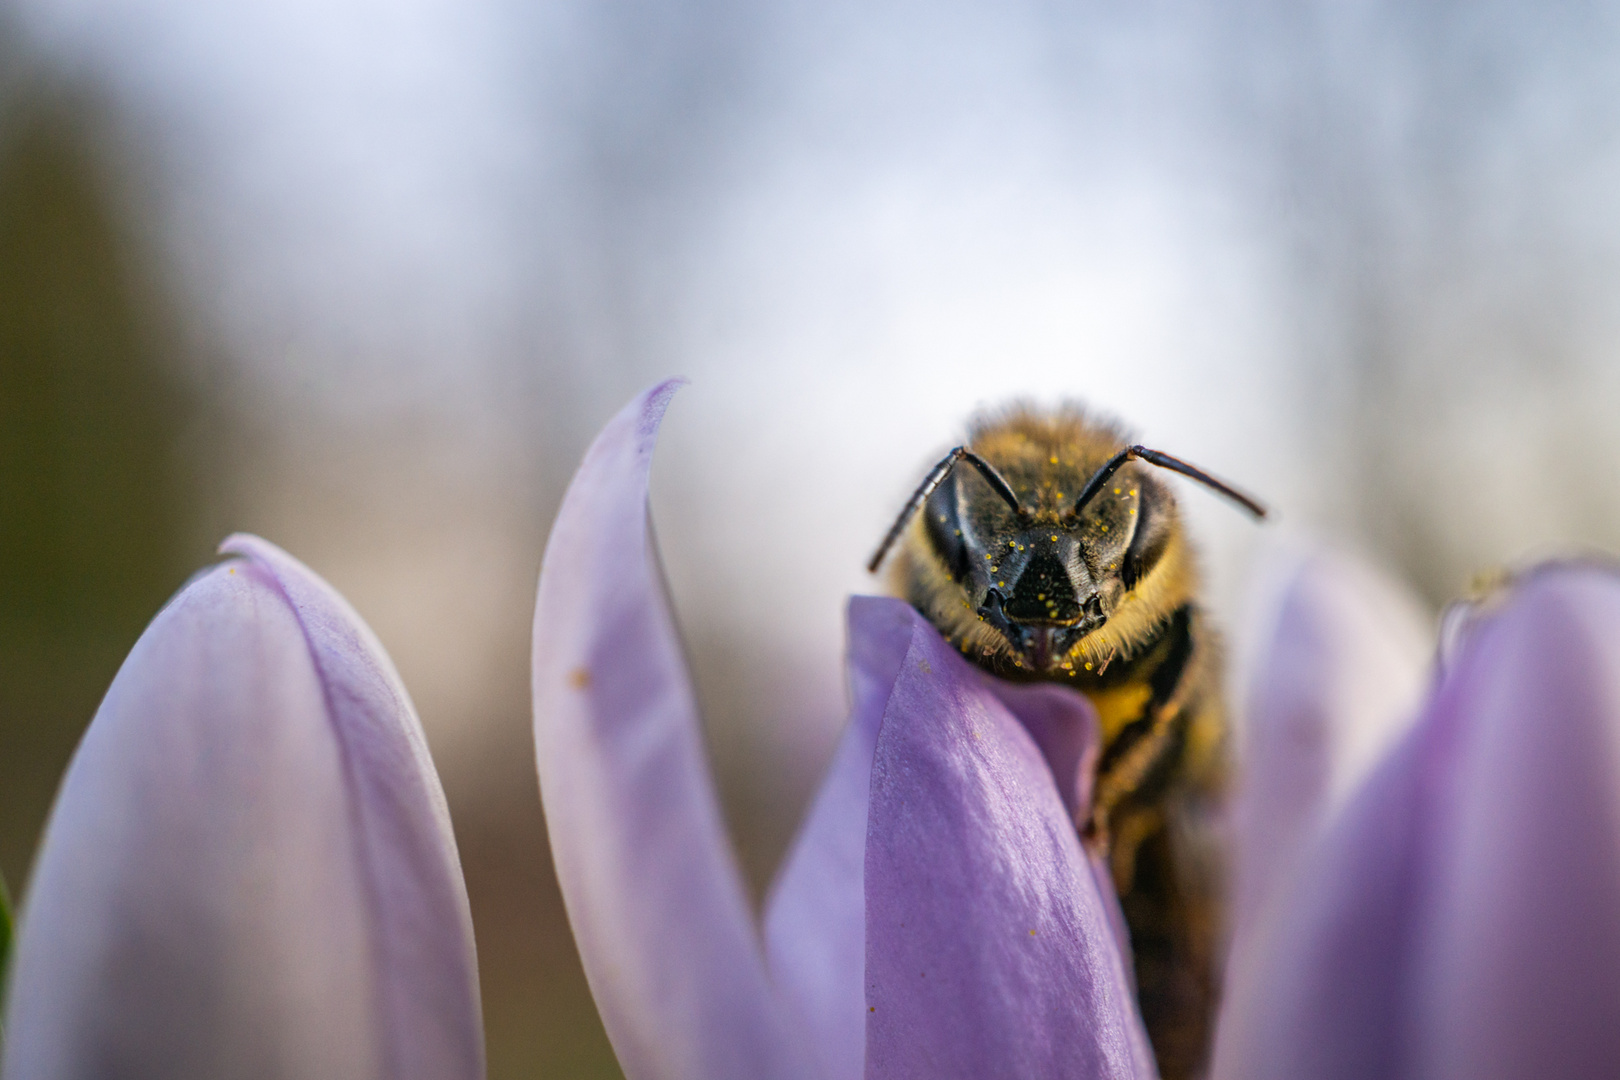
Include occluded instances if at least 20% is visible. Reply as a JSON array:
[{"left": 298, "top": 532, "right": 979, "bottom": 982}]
[{"left": 11, "top": 0, "right": 1620, "bottom": 787}]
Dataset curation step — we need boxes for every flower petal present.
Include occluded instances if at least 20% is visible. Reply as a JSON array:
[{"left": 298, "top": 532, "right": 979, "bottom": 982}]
[
  {"left": 983, "top": 681, "right": 1129, "bottom": 959},
  {"left": 863, "top": 611, "right": 1154, "bottom": 1080},
  {"left": 984, "top": 680, "right": 1101, "bottom": 840},
  {"left": 764, "top": 596, "right": 915, "bottom": 1080},
  {"left": 220, "top": 535, "right": 484, "bottom": 1080},
  {"left": 1409, "top": 566, "right": 1620, "bottom": 1080},
  {"left": 532, "top": 380, "right": 818, "bottom": 1080},
  {"left": 3, "top": 540, "right": 481, "bottom": 1080},
  {"left": 1229, "top": 545, "right": 1430, "bottom": 948},
  {"left": 1213, "top": 563, "right": 1620, "bottom": 1080},
  {"left": 1211, "top": 693, "right": 1429, "bottom": 1080}
]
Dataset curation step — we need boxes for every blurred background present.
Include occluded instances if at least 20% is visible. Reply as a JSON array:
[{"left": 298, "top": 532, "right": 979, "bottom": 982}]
[{"left": 4, "top": 0, "right": 1620, "bottom": 1074}]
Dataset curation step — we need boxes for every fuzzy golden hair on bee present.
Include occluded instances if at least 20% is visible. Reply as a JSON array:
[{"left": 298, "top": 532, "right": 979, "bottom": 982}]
[
  {"left": 869, "top": 402, "right": 1261, "bottom": 682},
  {"left": 867, "top": 402, "right": 1265, "bottom": 1080}
]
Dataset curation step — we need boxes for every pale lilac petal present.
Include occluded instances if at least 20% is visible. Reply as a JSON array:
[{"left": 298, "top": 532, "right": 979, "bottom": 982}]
[
  {"left": 984, "top": 681, "right": 1128, "bottom": 958},
  {"left": 1230, "top": 545, "right": 1430, "bottom": 946},
  {"left": 985, "top": 680, "right": 1101, "bottom": 836},
  {"left": 1410, "top": 567, "right": 1620, "bottom": 1080},
  {"left": 764, "top": 600, "right": 1119, "bottom": 1080},
  {"left": 220, "top": 535, "right": 484, "bottom": 1080},
  {"left": 764, "top": 596, "right": 915, "bottom": 1080},
  {"left": 532, "top": 379, "right": 818, "bottom": 1080},
  {"left": 863, "top": 611, "right": 1155, "bottom": 1080},
  {"left": 3, "top": 540, "right": 481, "bottom": 1080},
  {"left": 1210, "top": 705, "right": 1429, "bottom": 1080},
  {"left": 1213, "top": 564, "right": 1620, "bottom": 1080}
]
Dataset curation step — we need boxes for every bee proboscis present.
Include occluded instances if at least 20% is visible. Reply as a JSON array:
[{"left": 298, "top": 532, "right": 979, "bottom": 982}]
[{"left": 870, "top": 404, "right": 1265, "bottom": 1080}]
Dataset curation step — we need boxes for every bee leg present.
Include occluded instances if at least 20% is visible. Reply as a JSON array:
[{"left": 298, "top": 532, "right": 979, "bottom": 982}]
[{"left": 1107, "top": 804, "right": 1162, "bottom": 896}]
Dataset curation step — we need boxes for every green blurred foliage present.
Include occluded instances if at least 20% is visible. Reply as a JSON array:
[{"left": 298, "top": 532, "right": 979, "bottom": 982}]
[{"left": 0, "top": 92, "right": 197, "bottom": 897}]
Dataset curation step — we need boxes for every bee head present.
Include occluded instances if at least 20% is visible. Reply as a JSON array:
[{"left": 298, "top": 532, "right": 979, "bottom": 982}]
[
  {"left": 924, "top": 467, "right": 1173, "bottom": 673},
  {"left": 870, "top": 434, "right": 1263, "bottom": 677}
]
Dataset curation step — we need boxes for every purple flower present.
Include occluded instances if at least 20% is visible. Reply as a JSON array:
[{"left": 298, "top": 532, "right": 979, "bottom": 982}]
[
  {"left": 1216, "top": 552, "right": 1620, "bottom": 1080},
  {"left": 2, "top": 536, "right": 484, "bottom": 1080},
  {"left": 532, "top": 379, "right": 1154, "bottom": 1080},
  {"left": 536, "top": 379, "right": 1620, "bottom": 1080}
]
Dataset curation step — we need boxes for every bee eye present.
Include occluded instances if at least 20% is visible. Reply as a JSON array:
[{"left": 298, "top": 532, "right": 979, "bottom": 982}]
[
  {"left": 923, "top": 485, "right": 971, "bottom": 581},
  {"left": 1121, "top": 480, "right": 1172, "bottom": 589}
]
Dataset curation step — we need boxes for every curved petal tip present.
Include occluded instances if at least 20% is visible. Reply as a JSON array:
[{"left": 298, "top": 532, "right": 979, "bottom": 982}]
[
  {"left": 637, "top": 376, "right": 687, "bottom": 441},
  {"left": 4, "top": 538, "right": 482, "bottom": 1080},
  {"left": 533, "top": 380, "right": 815, "bottom": 1080}
]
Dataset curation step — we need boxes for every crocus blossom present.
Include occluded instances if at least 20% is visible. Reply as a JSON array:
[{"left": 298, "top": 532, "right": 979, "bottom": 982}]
[
  {"left": 536, "top": 379, "right": 1620, "bottom": 1080},
  {"left": 531, "top": 379, "right": 1154, "bottom": 1080},
  {"left": 1217, "top": 555, "right": 1620, "bottom": 1080},
  {"left": 1, "top": 535, "right": 484, "bottom": 1080}
]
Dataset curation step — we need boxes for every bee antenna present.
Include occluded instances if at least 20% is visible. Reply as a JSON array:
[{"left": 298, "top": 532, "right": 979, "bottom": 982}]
[
  {"left": 868, "top": 447, "right": 1028, "bottom": 573},
  {"left": 1069, "top": 445, "right": 1268, "bottom": 521}
]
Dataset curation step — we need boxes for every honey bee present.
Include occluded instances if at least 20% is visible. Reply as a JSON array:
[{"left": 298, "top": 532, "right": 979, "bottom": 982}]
[{"left": 869, "top": 404, "right": 1265, "bottom": 1080}]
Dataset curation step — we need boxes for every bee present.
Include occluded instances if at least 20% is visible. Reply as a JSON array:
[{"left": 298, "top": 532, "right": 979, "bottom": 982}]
[{"left": 869, "top": 404, "right": 1265, "bottom": 1080}]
